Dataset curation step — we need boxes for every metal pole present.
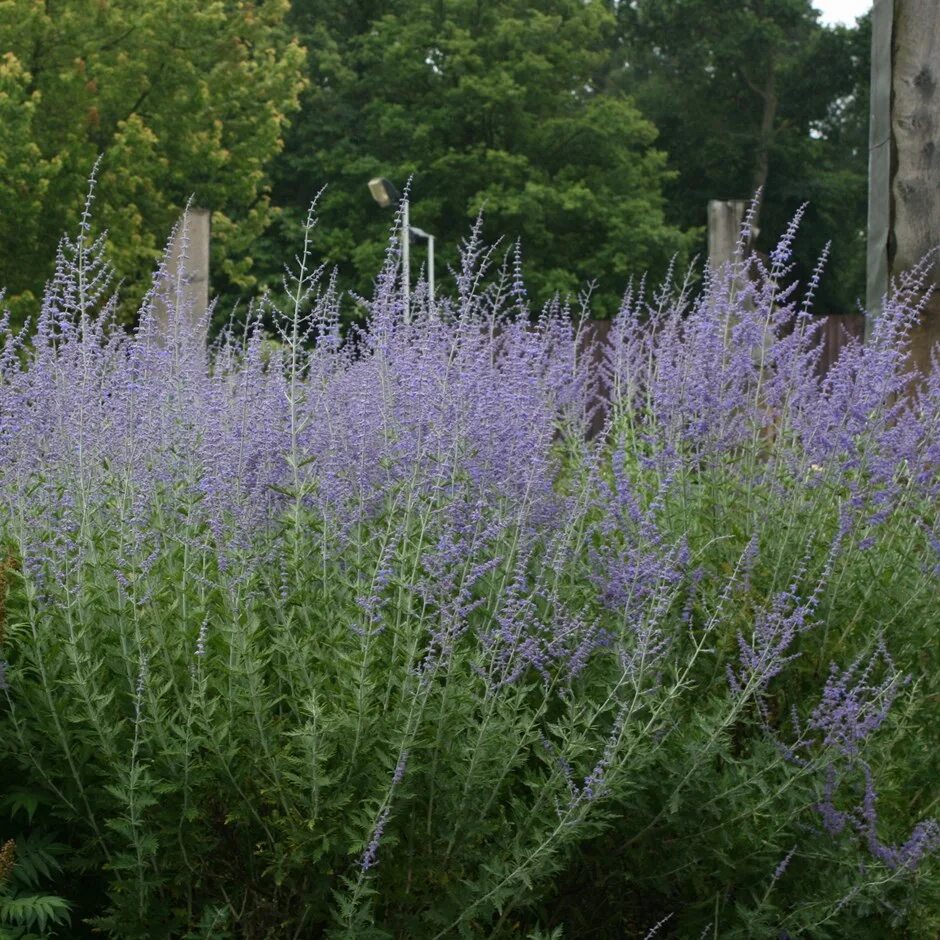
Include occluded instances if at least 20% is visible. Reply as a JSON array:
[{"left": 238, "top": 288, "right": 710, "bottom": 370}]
[
  {"left": 427, "top": 235, "right": 435, "bottom": 309},
  {"left": 402, "top": 199, "right": 411, "bottom": 325}
]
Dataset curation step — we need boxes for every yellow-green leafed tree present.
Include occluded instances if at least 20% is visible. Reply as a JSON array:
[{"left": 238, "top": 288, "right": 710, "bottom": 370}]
[{"left": 0, "top": 0, "right": 306, "bottom": 324}]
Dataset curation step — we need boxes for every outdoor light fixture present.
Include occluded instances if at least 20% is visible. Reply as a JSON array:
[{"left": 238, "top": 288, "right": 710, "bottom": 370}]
[
  {"left": 367, "top": 177, "right": 436, "bottom": 322},
  {"left": 368, "top": 177, "right": 400, "bottom": 209}
]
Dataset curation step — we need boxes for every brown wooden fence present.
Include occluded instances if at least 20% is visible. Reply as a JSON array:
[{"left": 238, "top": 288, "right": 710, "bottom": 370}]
[
  {"left": 814, "top": 314, "right": 867, "bottom": 373},
  {"left": 576, "top": 314, "right": 867, "bottom": 438}
]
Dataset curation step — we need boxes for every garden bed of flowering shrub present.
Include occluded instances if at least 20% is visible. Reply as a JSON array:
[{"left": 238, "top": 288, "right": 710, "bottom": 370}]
[{"left": 0, "top": 191, "right": 938, "bottom": 938}]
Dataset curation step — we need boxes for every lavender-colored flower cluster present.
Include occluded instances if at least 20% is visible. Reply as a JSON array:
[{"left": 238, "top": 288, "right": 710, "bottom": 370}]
[
  {"left": 0, "top": 185, "right": 938, "bottom": 936},
  {"left": 809, "top": 643, "right": 905, "bottom": 758},
  {"left": 816, "top": 763, "right": 940, "bottom": 873}
]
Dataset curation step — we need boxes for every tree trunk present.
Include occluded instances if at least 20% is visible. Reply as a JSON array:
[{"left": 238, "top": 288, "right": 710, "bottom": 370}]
[{"left": 748, "top": 63, "right": 778, "bottom": 248}]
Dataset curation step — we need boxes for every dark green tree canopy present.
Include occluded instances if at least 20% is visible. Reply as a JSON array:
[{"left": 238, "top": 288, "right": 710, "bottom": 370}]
[
  {"left": 613, "top": 0, "right": 870, "bottom": 313},
  {"left": 264, "top": 0, "right": 694, "bottom": 319},
  {"left": 1, "top": 0, "right": 871, "bottom": 326},
  {"left": 0, "top": 0, "right": 306, "bottom": 324}
]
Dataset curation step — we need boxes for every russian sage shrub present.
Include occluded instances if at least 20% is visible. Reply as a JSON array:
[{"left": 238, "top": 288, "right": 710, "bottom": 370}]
[{"left": 0, "top": 190, "right": 937, "bottom": 939}]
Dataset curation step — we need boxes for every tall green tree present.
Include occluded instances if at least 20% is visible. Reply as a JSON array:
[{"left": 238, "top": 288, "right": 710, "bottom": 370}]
[
  {"left": 264, "top": 0, "right": 694, "bottom": 319},
  {"left": 0, "top": 0, "right": 306, "bottom": 322},
  {"left": 613, "top": 0, "right": 870, "bottom": 313}
]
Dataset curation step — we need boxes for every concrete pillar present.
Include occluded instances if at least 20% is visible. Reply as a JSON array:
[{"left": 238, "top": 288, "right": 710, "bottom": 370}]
[
  {"left": 867, "top": 0, "right": 940, "bottom": 370},
  {"left": 707, "top": 199, "right": 748, "bottom": 271},
  {"left": 154, "top": 207, "right": 210, "bottom": 341},
  {"left": 708, "top": 199, "right": 773, "bottom": 365}
]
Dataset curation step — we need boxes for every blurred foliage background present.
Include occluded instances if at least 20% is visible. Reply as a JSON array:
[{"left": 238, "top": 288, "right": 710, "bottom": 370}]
[
  {"left": 0, "top": 0, "right": 306, "bottom": 324},
  {"left": 0, "top": 0, "right": 871, "bottom": 328}
]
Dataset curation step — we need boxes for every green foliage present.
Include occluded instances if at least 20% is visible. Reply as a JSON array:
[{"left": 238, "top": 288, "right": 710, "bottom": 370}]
[
  {"left": 260, "top": 0, "right": 693, "bottom": 322},
  {"left": 552, "top": 421, "right": 940, "bottom": 938},
  {"left": 0, "top": 812, "right": 71, "bottom": 939},
  {"left": 0, "top": 52, "right": 934, "bottom": 933},
  {"left": 0, "top": 0, "right": 306, "bottom": 324},
  {"left": 1, "top": 453, "right": 936, "bottom": 936},
  {"left": 1, "top": 0, "right": 872, "bottom": 327},
  {"left": 1, "top": 0, "right": 874, "bottom": 330},
  {"left": 615, "top": 0, "right": 870, "bottom": 313}
]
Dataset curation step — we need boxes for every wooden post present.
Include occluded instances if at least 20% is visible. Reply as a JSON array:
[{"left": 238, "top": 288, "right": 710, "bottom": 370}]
[
  {"left": 707, "top": 199, "right": 748, "bottom": 271},
  {"left": 154, "top": 207, "right": 211, "bottom": 341},
  {"left": 866, "top": 0, "right": 893, "bottom": 324},
  {"left": 867, "top": 0, "right": 940, "bottom": 370},
  {"left": 707, "top": 198, "right": 774, "bottom": 363}
]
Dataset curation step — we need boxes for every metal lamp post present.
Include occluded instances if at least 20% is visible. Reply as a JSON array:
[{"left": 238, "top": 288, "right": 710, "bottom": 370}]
[
  {"left": 409, "top": 224, "right": 435, "bottom": 308},
  {"left": 368, "top": 177, "right": 435, "bottom": 323}
]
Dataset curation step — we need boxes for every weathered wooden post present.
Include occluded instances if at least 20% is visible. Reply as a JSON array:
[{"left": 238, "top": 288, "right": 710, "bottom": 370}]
[
  {"left": 154, "top": 207, "right": 211, "bottom": 341},
  {"left": 707, "top": 198, "right": 775, "bottom": 362},
  {"left": 867, "top": 0, "right": 940, "bottom": 370},
  {"left": 707, "top": 199, "right": 748, "bottom": 271}
]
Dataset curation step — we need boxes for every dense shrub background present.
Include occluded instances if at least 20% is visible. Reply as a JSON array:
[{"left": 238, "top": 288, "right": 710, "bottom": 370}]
[
  {"left": 264, "top": 0, "right": 870, "bottom": 321},
  {"left": 2, "top": 0, "right": 871, "bottom": 328},
  {"left": 0, "top": 194, "right": 938, "bottom": 937},
  {"left": 0, "top": 0, "right": 306, "bottom": 324}
]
